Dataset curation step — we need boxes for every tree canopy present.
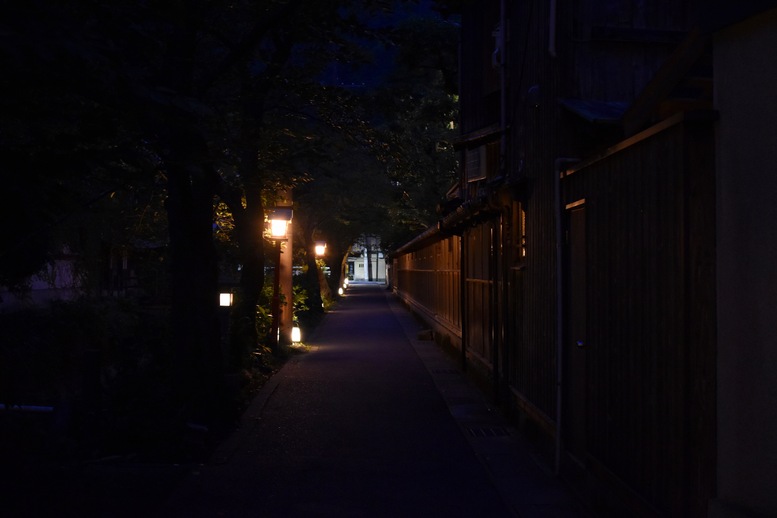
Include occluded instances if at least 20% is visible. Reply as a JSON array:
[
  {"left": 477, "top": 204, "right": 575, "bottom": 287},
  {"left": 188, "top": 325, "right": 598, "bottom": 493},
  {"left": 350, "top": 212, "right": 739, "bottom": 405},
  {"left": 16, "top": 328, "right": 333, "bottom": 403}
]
[{"left": 0, "top": 0, "right": 459, "bottom": 429}]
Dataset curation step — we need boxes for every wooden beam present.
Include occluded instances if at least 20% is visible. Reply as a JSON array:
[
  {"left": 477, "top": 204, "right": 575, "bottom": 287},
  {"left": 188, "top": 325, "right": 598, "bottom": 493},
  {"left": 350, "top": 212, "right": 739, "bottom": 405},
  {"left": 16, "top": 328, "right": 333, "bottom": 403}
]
[{"left": 622, "top": 29, "right": 710, "bottom": 136}]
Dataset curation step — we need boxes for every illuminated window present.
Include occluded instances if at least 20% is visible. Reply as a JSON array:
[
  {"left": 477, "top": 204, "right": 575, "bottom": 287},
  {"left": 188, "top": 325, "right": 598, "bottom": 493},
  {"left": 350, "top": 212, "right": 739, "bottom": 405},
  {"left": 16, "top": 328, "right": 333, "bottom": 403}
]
[
  {"left": 512, "top": 201, "right": 527, "bottom": 263},
  {"left": 520, "top": 206, "right": 527, "bottom": 258}
]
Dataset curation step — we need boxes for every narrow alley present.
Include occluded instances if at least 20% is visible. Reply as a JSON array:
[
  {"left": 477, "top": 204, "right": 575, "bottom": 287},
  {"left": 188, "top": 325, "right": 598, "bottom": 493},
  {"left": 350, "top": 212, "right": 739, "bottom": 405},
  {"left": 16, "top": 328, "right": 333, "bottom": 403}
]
[{"left": 156, "top": 283, "right": 586, "bottom": 517}]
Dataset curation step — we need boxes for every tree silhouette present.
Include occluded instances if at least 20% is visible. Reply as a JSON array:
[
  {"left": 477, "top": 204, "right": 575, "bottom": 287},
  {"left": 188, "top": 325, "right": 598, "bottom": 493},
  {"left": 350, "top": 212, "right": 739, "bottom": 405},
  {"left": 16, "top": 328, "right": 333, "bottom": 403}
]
[{"left": 0, "top": 0, "right": 459, "bottom": 434}]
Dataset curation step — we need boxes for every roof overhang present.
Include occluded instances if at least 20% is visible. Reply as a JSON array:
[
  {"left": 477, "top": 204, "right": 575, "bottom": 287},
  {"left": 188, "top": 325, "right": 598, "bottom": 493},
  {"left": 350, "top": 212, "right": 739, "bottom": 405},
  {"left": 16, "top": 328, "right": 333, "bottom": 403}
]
[
  {"left": 559, "top": 98, "right": 629, "bottom": 125},
  {"left": 452, "top": 123, "right": 504, "bottom": 150}
]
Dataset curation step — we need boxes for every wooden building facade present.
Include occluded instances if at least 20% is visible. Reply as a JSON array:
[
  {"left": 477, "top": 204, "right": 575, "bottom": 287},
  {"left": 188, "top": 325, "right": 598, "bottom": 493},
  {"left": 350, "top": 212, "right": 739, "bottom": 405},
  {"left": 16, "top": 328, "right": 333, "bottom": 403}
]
[{"left": 392, "top": 1, "right": 777, "bottom": 517}]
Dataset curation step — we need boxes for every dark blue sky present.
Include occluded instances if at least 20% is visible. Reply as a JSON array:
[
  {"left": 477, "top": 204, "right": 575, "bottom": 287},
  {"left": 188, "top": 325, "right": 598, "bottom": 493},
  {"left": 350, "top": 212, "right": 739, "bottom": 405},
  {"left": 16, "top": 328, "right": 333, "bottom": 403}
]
[{"left": 323, "top": 0, "right": 444, "bottom": 90}]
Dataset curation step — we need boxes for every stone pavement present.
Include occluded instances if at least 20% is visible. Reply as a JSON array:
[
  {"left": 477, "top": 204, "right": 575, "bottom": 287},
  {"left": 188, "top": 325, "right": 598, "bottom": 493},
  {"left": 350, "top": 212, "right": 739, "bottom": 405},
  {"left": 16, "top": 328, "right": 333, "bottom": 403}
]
[{"left": 155, "top": 283, "right": 589, "bottom": 517}]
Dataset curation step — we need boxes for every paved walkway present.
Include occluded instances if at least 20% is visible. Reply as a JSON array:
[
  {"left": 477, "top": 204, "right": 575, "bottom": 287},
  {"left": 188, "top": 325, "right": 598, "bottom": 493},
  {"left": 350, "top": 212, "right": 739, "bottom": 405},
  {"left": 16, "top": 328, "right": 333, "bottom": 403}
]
[{"left": 156, "top": 283, "right": 588, "bottom": 517}]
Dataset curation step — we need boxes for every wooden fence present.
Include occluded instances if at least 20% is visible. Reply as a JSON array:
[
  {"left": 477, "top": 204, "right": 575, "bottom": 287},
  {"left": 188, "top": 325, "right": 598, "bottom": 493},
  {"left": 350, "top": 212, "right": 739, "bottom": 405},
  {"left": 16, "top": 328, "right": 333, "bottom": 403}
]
[
  {"left": 391, "top": 111, "right": 716, "bottom": 516},
  {"left": 561, "top": 112, "right": 716, "bottom": 515}
]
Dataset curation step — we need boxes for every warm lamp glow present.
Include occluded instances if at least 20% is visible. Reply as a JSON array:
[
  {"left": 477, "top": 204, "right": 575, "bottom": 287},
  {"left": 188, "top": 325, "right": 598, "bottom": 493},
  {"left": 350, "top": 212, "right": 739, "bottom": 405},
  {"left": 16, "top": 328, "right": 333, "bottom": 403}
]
[
  {"left": 291, "top": 325, "right": 302, "bottom": 343},
  {"left": 270, "top": 219, "right": 288, "bottom": 238},
  {"left": 338, "top": 287, "right": 344, "bottom": 296},
  {"left": 219, "top": 293, "right": 233, "bottom": 307},
  {"left": 267, "top": 207, "right": 293, "bottom": 239},
  {"left": 314, "top": 242, "right": 326, "bottom": 256}
]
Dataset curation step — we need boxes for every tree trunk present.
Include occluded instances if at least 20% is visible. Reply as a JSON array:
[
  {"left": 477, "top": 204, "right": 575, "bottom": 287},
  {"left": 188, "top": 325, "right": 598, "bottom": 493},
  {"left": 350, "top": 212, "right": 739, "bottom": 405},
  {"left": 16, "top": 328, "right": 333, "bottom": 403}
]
[
  {"left": 165, "top": 153, "right": 224, "bottom": 426},
  {"left": 366, "top": 245, "right": 373, "bottom": 281},
  {"left": 305, "top": 253, "right": 323, "bottom": 313},
  {"left": 224, "top": 148, "right": 266, "bottom": 369},
  {"left": 300, "top": 223, "right": 329, "bottom": 314},
  {"left": 339, "top": 251, "right": 350, "bottom": 290},
  {"left": 317, "top": 258, "right": 332, "bottom": 302},
  {"left": 144, "top": 3, "right": 229, "bottom": 427}
]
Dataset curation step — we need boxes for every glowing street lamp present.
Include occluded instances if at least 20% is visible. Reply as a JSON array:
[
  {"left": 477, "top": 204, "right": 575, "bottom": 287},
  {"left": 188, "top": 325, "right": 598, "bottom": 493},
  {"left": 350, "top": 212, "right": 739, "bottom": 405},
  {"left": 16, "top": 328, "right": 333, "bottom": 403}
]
[
  {"left": 266, "top": 207, "right": 293, "bottom": 353},
  {"left": 314, "top": 241, "right": 327, "bottom": 257},
  {"left": 268, "top": 208, "right": 293, "bottom": 239}
]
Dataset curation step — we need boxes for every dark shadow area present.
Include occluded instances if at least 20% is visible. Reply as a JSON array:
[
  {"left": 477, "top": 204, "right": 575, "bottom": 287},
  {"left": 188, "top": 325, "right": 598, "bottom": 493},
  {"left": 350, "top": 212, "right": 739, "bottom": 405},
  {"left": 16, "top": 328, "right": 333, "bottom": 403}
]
[{"left": 0, "top": 298, "right": 310, "bottom": 517}]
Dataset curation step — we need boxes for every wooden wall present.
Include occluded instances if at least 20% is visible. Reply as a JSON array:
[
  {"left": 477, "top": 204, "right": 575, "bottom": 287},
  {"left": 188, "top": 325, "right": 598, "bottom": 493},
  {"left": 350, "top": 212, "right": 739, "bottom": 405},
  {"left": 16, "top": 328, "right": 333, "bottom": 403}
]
[
  {"left": 394, "top": 0, "right": 715, "bottom": 515},
  {"left": 561, "top": 113, "right": 716, "bottom": 516},
  {"left": 392, "top": 236, "right": 461, "bottom": 341},
  {"left": 463, "top": 222, "right": 494, "bottom": 370}
]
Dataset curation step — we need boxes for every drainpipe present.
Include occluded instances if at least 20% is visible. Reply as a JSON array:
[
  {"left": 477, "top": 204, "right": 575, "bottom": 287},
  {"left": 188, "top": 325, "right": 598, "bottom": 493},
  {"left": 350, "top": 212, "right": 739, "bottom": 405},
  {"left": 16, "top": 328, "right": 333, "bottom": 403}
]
[
  {"left": 497, "top": 0, "right": 507, "bottom": 401},
  {"left": 499, "top": 0, "right": 507, "bottom": 174},
  {"left": 549, "top": 0, "right": 557, "bottom": 58},
  {"left": 554, "top": 157, "right": 578, "bottom": 475},
  {"left": 501, "top": 210, "right": 510, "bottom": 406},
  {"left": 460, "top": 231, "right": 468, "bottom": 372},
  {"left": 491, "top": 220, "right": 500, "bottom": 402}
]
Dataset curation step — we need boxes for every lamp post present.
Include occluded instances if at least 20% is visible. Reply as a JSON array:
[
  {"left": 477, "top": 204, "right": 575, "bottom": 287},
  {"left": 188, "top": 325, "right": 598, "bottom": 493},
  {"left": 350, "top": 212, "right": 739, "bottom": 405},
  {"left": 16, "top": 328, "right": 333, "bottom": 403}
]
[{"left": 267, "top": 207, "right": 292, "bottom": 354}]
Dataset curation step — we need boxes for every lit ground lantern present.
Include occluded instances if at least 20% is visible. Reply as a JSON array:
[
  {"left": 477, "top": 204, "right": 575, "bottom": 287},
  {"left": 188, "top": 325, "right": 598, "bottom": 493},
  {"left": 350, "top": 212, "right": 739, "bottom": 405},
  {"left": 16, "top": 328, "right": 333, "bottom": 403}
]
[{"left": 291, "top": 324, "right": 302, "bottom": 343}]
